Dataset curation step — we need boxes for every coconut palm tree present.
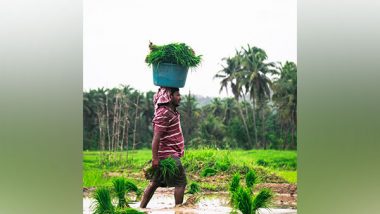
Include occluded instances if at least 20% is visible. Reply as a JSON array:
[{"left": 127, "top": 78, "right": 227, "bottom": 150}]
[
  {"left": 240, "top": 45, "right": 278, "bottom": 149},
  {"left": 272, "top": 61, "right": 297, "bottom": 149},
  {"left": 215, "top": 52, "right": 253, "bottom": 148},
  {"left": 179, "top": 91, "right": 201, "bottom": 141}
]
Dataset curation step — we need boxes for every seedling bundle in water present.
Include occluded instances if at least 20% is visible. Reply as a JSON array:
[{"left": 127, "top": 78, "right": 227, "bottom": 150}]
[
  {"left": 145, "top": 42, "right": 202, "bottom": 68},
  {"left": 92, "top": 178, "right": 144, "bottom": 214},
  {"left": 229, "top": 169, "right": 273, "bottom": 214}
]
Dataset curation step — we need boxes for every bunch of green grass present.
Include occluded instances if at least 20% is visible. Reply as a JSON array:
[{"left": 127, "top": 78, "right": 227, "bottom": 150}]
[
  {"left": 145, "top": 42, "right": 202, "bottom": 68},
  {"left": 229, "top": 169, "right": 273, "bottom": 214},
  {"left": 215, "top": 159, "right": 230, "bottom": 171},
  {"left": 159, "top": 157, "right": 180, "bottom": 184},
  {"left": 229, "top": 173, "right": 241, "bottom": 193},
  {"left": 245, "top": 170, "right": 257, "bottom": 190},
  {"left": 234, "top": 187, "right": 253, "bottom": 214},
  {"left": 112, "top": 177, "right": 128, "bottom": 208},
  {"left": 252, "top": 188, "right": 273, "bottom": 211},
  {"left": 92, "top": 187, "right": 115, "bottom": 214},
  {"left": 125, "top": 180, "right": 142, "bottom": 199},
  {"left": 200, "top": 167, "right": 218, "bottom": 177},
  {"left": 232, "top": 187, "right": 273, "bottom": 214},
  {"left": 187, "top": 182, "right": 201, "bottom": 194}
]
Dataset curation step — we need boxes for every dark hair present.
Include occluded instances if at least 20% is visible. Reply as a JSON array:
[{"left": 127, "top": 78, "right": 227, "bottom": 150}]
[{"left": 168, "top": 87, "right": 179, "bottom": 95}]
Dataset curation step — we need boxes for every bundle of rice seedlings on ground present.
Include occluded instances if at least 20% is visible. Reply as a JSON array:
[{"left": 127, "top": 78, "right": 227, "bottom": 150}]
[
  {"left": 200, "top": 168, "right": 217, "bottom": 177},
  {"left": 112, "top": 177, "right": 129, "bottom": 208},
  {"left": 229, "top": 173, "right": 241, "bottom": 205},
  {"left": 234, "top": 187, "right": 253, "bottom": 214},
  {"left": 229, "top": 173, "right": 241, "bottom": 193},
  {"left": 245, "top": 170, "right": 257, "bottom": 190},
  {"left": 187, "top": 182, "right": 201, "bottom": 194},
  {"left": 92, "top": 187, "right": 114, "bottom": 214},
  {"left": 252, "top": 188, "right": 273, "bottom": 211},
  {"left": 145, "top": 42, "right": 202, "bottom": 68},
  {"left": 125, "top": 180, "right": 142, "bottom": 199}
]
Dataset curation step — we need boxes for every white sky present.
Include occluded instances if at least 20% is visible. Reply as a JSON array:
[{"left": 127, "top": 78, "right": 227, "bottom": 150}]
[{"left": 84, "top": 0, "right": 297, "bottom": 97}]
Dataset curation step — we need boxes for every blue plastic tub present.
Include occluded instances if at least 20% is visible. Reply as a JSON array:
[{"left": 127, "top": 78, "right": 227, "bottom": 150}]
[{"left": 152, "top": 63, "right": 189, "bottom": 88}]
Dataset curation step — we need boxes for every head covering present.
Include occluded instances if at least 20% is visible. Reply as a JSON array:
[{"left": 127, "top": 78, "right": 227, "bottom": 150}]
[{"left": 153, "top": 87, "right": 172, "bottom": 113}]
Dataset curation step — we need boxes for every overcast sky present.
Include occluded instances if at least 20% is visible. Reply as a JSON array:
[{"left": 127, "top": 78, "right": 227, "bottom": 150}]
[{"left": 84, "top": 0, "right": 296, "bottom": 97}]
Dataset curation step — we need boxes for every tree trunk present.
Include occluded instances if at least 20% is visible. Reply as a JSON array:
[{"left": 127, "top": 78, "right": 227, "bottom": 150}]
[
  {"left": 124, "top": 103, "right": 129, "bottom": 162},
  {"left": 261, "top": 103, "right": 267, "bottom": 150},
  {"left": 111, "top": 95, "right": 119, "bottom": 152},
  {"left": 236, "top": 99, "right": 252, "bottom": 148},
  {"left": 97, "top": 112, "right": 105, "bottom": 151},
  {"left": 106, "top": 94, "right": 111, "bottom": 151},
  {"left": 251, "top": 100, "right": 259, "bottom": 148},
  {"left": 133, "top": 94, "right": 140, "bottom": 150}
]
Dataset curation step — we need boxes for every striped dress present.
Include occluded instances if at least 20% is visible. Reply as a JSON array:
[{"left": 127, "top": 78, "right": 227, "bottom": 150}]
[{"left": 152, "top": 105, "right": 184, "bottom": 159}]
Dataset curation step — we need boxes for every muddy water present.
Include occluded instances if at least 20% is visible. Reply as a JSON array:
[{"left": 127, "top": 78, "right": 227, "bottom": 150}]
[
  {"left": 83, "top": 187, "right": 297, "bottom": 214},
  {"left": 84, "top": 188, "right": 232, "bottom": 214}
]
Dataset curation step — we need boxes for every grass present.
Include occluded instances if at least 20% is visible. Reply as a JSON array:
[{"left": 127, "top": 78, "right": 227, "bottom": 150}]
[
  {"left": 200, "top": 183, "right": 219, "bottom": 191},
  {"left": 83, "top": 149, "right": 297, "bottom": 189}
]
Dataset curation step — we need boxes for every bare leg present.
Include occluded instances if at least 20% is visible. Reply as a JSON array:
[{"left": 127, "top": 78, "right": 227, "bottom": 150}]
[
  {"left": 174, "top": 185, "right": 186, "bottom": 205},
  {"left": 140, "top": 182, "right": 160, "bottom": 208}
]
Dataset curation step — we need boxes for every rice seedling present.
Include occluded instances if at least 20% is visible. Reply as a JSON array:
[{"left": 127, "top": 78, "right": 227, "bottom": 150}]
[
  {"left": 112, "top": 177, "right": 128, "bottom": 208},
  {"left": 234, "top": 187, "right": 253, "bottom": 214},
  {"left": 187, "top": 182, "right": 201, "bottom": 194},
  {"left": 200, "top": 167, "right": 217, "bottom": 177},
  {"left": 159, "top": 157, "right": 180, "bottom": 184},
  {"left": 145, "top": 42, "right": 202, "bottom": 68},
  {"left": 229, "top": 173, "right": 241, "bottom": 193},
  {"left": 124, "top": 180, "right": 142, "bottom": 199},
  {"left": 215, "top": 160, "right": 230, "bottom": 171},
  {"left": 245, "top": 170, "right": 257, "bottom": 189},
  {"left": 229, "top": 171, "right": 273, "bottom": 214},
  {"left": 252, "top": 188, "right": 273, "bottom": 211},
  {"left": 92, "top": 187, "right": 114, "bottom": 214}
]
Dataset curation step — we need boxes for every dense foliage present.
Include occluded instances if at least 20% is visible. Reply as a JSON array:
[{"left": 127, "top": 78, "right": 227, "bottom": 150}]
[{"left": 84, "top": 45, "right": 297, "bottom": 151}]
